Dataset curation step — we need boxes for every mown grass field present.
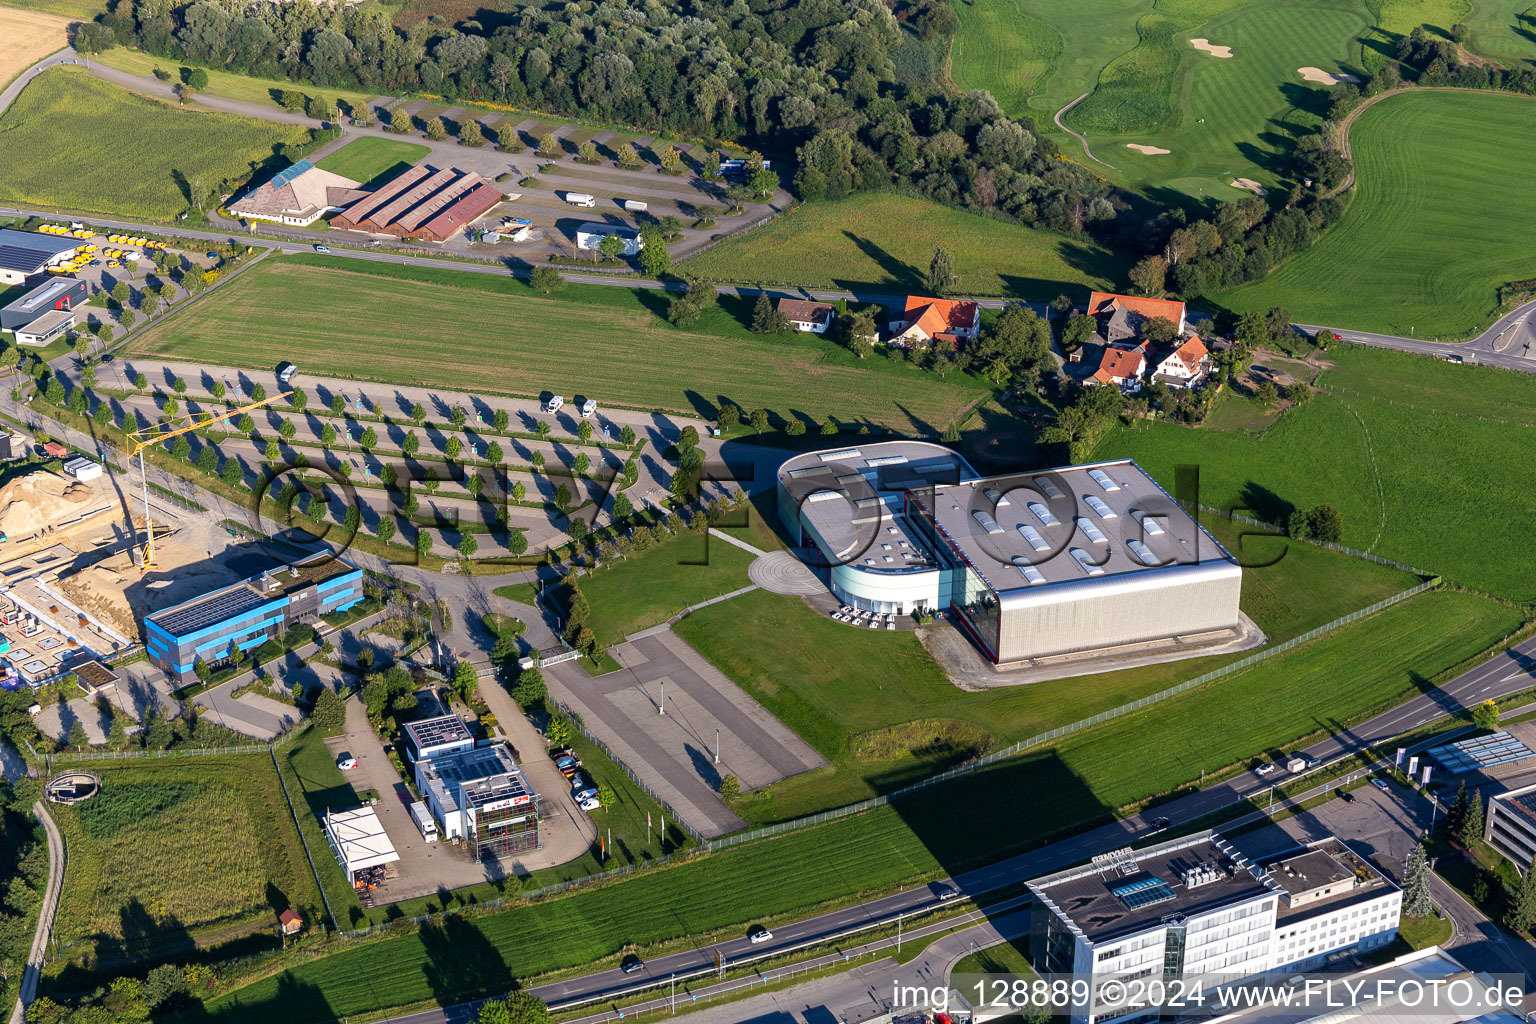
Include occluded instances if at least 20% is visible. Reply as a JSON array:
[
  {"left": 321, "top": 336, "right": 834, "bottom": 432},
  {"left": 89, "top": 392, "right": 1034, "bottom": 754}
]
[
  {"left": 1094, "top": 343, "right": 1536, "bottom": 601},
  {"left": 0, "top": 69, "right": 309, "bottom": 221},
  {"left": 48, "top": 755, "right": 322, "bottom": 966},
  {"left": 192, "top": 587, "right": 1518, "bottom": 1023},
  {"left": 681, "top": 192, "right": 1129, "bottom": 298},
  {"left": 577, "top": 531, "right": 757, "bottom": 642},
  {"left": 314, "top": 137, "right": 429, "bottom": 188},
  {"left": 90, "top": 47, "right": 378, "bottom": 113},
  {"left": 129, "top": 257, "right": 991, "bottom": 429},
  {"left": 676, "top": 514, "right": 1417, "bottom": 822},
  {"left": 1220, "top": 91, "right": 1536, "bottom": 336}
]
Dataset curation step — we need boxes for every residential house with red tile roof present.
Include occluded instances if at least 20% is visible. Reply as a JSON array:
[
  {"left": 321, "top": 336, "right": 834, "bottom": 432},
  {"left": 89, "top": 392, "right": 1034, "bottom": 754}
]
[
  {"left": 888, "top": 296, "right": 980, "bottom": 348},
  {"left": 1087, "top": 292, "right": 1187, "bottom": 343},
  {"left": 1090, "top": 342, "right": 1150, "bottom": 392},
  {"left": 1152, "top": 335, "right": 1211, "bottom": 389}
]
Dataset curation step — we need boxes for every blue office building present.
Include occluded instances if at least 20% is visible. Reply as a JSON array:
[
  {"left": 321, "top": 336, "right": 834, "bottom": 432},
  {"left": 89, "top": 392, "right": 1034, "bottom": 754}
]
[{"left": 144, "top": 553, "right": 364, "bottom": 683}]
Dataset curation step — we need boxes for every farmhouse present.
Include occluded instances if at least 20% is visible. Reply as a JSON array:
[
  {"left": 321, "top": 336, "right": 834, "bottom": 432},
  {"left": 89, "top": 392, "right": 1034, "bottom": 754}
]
[
  {"left": 776, "top": 298, "right": 835, "bottom": 333},
  {"left": 776, "top": 442, "right": 1249, "bottom": 665},
  {"left": 2, "top": 277, "right": 87, "bottom": 331},
  {"left": 143, "top": 553, "right": 364, "bottom": 684},
  {"left": 330, "top": 164, "right": 504, "bottom": 242},
  {"left": 574, "top": 223, "right": 643, "bottom": 256},
  {"left": 1087, "top": 291, "right": 1187, "bottom": 342},
  {"left": 887, "top": 295, "right": 979, "bottom": 348},
  {"left": 1029, "top": 832, "right": 1400, "bottom": 1024},
  {"left": 0, "top": 229, "right": 83, "bottom": 286},
  {"left": 227, "top": 159, "right": 365, "bottom": 227},
  {"left": 1152, "top": 334, "right": 1211, "bottom": 388},
  {"left": 1090, "top": 342, "right": 1149, "bottom": 392}
]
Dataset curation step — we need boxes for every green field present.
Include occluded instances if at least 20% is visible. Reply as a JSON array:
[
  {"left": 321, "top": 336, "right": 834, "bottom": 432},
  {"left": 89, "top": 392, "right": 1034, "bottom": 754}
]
[
  {"left": 681, "top": 192, "right": 1130, "bottom": 298},
  {"left": 577, "top": 531, "right": 757, "bottom": 642},
  {"left": 1220, "top": 91, "right": 1536, "bottom": 336},
  {"left": 0, "top": 69, "right": 308, "bottom": 221},
  {"left": 315, "top": 137, "right": 429, "bottom": 188},
  {"left": 193, "top": 587, "right": 1518, "bottom": 1023},
  {"left": 1094, "top": 343, "right": 1536, "bottom": 601},
  {"left": 1460, "top": 0, "right": 1536, "bottom": 61},
  {"left": 0, "top": 0, "right": 103, "bottom": 19},
  {"left": 129, "top": 257, "right": 991, "bottom": 429},
  {"left": 90, "top": 47, "right": 378, "bottom": 113},
  {"left": 676, "top": 514, "right": 1417, "bottom": 821},
  {"left": 47, "top": 756, "right": 322, "bottom": 967}
]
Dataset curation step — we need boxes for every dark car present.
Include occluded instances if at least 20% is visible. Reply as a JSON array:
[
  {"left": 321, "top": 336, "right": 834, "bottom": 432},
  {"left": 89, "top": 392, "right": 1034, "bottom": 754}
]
[
  {"left": 1339, "top": 790, "right": 1355, "bottom": 803},
  {"left": 1150, "top": 816, "right": 1171, "bottom": 829},
  {"left": 621, "top": 958, "right": 644, "bottom": 975}
]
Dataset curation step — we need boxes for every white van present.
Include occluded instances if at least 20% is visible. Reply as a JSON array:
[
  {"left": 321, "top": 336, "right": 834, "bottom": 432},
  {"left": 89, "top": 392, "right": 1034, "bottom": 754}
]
[
  {"left": 409, "top": 801, "right": 439, "bottom": 843},
  {"left": 545, "top": 395, "right": 564, "bottom": 414},
  {"left": 580, "top": 398, "right": 597, "bottom": 418}
]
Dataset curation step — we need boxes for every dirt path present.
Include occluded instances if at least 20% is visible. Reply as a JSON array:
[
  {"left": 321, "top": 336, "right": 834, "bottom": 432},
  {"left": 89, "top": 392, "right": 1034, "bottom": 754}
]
[
  {"left": 9, "top": 802, "right": 63, "bottom": 1024},
  {"left": 1053, "top": 93, "right": 1119, "bottom": 171}
]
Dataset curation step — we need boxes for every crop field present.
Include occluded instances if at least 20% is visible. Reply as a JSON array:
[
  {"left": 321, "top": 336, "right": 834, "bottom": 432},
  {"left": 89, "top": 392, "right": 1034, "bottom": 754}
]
[
  {"left": 578, "top": 532, "right": 757, "bottom": 642},
  {"left": 0, "top": 5, "right": 70, "bottom": 90},
  {"left": 0, "top": 69, "right": 309, "bottom": 221},
  {"left": 48, "top": 755, "right": 322, "bottom": 965},
  {"left": 0, "top": 0, "right": 103, "bottom": 20},
  {"left": 676, "top": 514, "right": 1416, "bottom": 821},
  {"left": 90, "top": 47, "right": 378, "bottom": 113},
  {"left": 1094, "top": 344, "right": 1536, "bottom": 601},
  {"left": 129, "top": 257, "right": 990, "bottom": 429},
  {"left": 196, "top": 587, "right": 1516, "bottom": 1023},
  {"left": 314, "top": 137, "right": 429, "bottom": 188},
  {"left": 1220, "top": 91, "right": 1536, "bottom": 336},
  {"left": 681, "top": 192, "right": 1129, "bottom": 298}
]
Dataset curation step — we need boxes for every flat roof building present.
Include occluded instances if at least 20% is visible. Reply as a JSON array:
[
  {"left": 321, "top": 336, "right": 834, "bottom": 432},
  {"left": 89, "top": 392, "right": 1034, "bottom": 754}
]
[
  {"left": 0, "top": 229, "right": 82, "bottom": 286},
  {"left": 2, "top": 277, "right": 87, "bottom": 331},
  {"left": 1486, "top": 782, "right": 1536, "bottom": 873},
  {"left": 15, "top": 308, "right": 75, "bottom": 347},
  {"left": 415, "top": 742, "right": 540, "bottom": 861},
  {"left": 776, "top": 442, "right": 1247, "bottom": 665},
  {"left": 575, "top": 223, "right": 642, "bottom": 256},
  {"left": 403, "top": 712, "right": 476, "bottom": 762},
  {"left": 143, "top": 553, "right": 363, "bottom": 684},
  {"left": 324, "top": 805, "right": 400, "bottom": 881},
  {"left": 1030, "top": 833, "right": 1400, "bottom": 1024}
]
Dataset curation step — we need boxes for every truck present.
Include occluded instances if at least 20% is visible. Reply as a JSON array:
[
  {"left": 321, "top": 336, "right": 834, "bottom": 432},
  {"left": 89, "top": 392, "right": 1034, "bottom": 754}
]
[
  {"left": 408, "top": 802, "right": 439, "bottom": 843},
  {"left": 544, "top": 395, "right": 564, "bottom": 414},
  {"left": 1285, "top": 755, "right": 1307, "bottom": 774},
  {"left": 564, "top": 193, "right": 596, "bottom": 208},
  {"left": 623, "top": 199, "right": 648, "bottom": 213},
  {"left": 580, "top": 398, "right": 597, "bottom": 418}
]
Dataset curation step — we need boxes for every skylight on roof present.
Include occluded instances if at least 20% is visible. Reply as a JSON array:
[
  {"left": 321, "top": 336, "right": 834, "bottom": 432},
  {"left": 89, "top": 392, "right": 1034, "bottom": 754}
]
[
  {"left": 1111, "top": 876, "right": 1177, "bottom": 910},
  {"left": 1077, "top": 518, "right": 1108, "bottom": 544},
  {"left": 1016, "top": 564, "right": 1046, "bottom": 585},
  {"left": 1069, "top": 547, "right": 1105, "bottom": 576},
  {"left": 1085, "top": 495, "right": 1117, "bottom": 519},
  {"left": 983, "top": 487, "right": 1010, "bottom": 507},
  {"left": 1028, "top": 502, "right": 1060, "bottom": 527},
  {"left": 818, "top": 448, "right": 862, "bottom": 461},
  {"left": 1017, "top": 523, "right": 1049, "bottom": 551},
  {"left": 1033, "top": 476, "right": 1065, "bottom": 499},
  {"left": 1127, "top": 539, "right": 1159, "bottom": 565},
  {"left": 1088, "top": 468, "right": 1120, "bottom": 492},
  {"left": 1137, "top": 513, "right": 1167, "bottom": 536},
  {"left": 972, "top": 509, "right": 1004, "bottom": 535}
]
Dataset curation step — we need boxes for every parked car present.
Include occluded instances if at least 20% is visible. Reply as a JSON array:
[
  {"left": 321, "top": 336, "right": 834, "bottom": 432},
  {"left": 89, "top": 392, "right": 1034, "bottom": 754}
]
[
  {"left": 555, "top": 754, "right": 581, "bottom": 777},
  {"left": 205, "top": 251, "right": 219, "bottom": 259},
  {"left": 748, "top": 926, "right": 772, "bottom": 944},
  {"left": 579, "top": 795, "right": 601, "bottom": 811},
  {"left": 1371, "top": 778, "right": 1390, "bottom": 792},
  {"left": 1255, "top": 763, "right": 1277, "bottom": 776},
  {"left": 571, "top": 773, "right": 597, "bottom": 800},
  {"left": 1339, "top": 790, "right": 1355, "bottom": 803},
  {"left": 313, "top": 244, "right": 332, "bottom": 253},
  {"left": 621, "top": 957, "right": 644, "bottom": 974},
  {"left": 337, "top": 756, "right": 358, "bottom": 771}
]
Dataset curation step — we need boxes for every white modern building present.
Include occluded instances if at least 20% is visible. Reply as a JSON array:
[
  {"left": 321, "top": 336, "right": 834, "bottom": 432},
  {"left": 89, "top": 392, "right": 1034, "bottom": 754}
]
[
  {"left": 1028, "top": 832, "right": 1401, "bottom": 1024},
  {"left": 574, "top": 223, "right": 642, "bottom": 255},
  {"left": 1486, "top": 782, "right": 1536, "bottom": 873},
  {"left": 775, "top": 442, "right": 1248, "bottom": 665},
  {"left": 415, "top": 740, "right": 540, "bottom": 861},
  {"left": 323, "top": 805, "right": 400, "bottom": 882},
  {"left": 403, "top": 712, "right": 476, "bottom": 762}
]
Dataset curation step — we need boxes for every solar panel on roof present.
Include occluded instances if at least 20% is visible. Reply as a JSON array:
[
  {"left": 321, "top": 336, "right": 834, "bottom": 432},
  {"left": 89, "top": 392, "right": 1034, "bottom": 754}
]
[
  {"left": 1429, "top": 731, "right": 1535, "bottom": 774},
  {"left": 152, "top": 585, "right": 275, "bottom": 636},
  {"left": 269, "top": 159, "right": 316, "bottom": 192},
  {"left": 1111, "top": 876, "right": 1177, "bottom": 909}
]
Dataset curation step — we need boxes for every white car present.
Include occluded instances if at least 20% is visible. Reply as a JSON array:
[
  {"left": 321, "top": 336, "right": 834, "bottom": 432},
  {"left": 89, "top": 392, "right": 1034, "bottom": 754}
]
[
  {"left": 337, "top": 756, "right": 358, "bottom": 771},
  {"left": 1372, "top": 778, "right": 1390, "bottom": 791},
  {"left": 1255, "top": 763, "right": 1277, "bottom": 776},
  {"left": 313, "top": 244, "right": 332, "bottom": 254},
  {"left": 748, "top": 927, "right": 772, "bottom": 944},
  {"left": 579, "top": 795, "right": 601, "bottom": 811}
]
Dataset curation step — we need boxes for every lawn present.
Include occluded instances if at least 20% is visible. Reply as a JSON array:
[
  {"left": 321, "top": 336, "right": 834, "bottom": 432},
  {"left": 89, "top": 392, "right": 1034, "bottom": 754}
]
[
  {"left": 273, "top": 724, "right": 372, "bottom": 931},
  {"left": 190, "top": 587, "right": 1517, "bottom": 1024},
  {"left": 675, "top": 514, "right": 1417, "bottom": 822},
  {"left": 680, "top": 192, "right": 1129, "bottom": 299},
  {"left": 129, "top": 256, "right": 991, "bottom": 429},
  {"left": 1092, "top": 343, "right": 1536, "bottom": 601},
  {"left": 46, "top": 755, "right": 323, "bottom": 968},
  {"left": 0, "top": 69, "right": 309, "bottom": 221},
  {"left": 90, "top": 46, "right": 378, "bottom": 114},
  {"left": 314, "top": 137, "right": 429, "bottom": 188},
  {"left": 577, "top": 531, "right": 757, "bottom": 642},
  {"left": 1219, "top": 90, "right": 1536, "bottom": 337}
]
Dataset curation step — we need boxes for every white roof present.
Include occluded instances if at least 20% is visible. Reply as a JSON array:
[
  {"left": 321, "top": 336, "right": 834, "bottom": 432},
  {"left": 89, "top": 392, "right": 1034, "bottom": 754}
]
[{"left": 324, "top": 806, "right": 400, "bottom": 874}]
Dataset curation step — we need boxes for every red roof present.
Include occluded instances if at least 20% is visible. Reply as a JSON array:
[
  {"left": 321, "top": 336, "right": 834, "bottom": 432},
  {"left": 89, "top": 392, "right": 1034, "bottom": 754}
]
[
  {"left": 903, "top": 296, "right": 978, "bottom": 337},
  {"left": 278, "top": 909, "right": 302, "bottom": 932},
  {"left": 1087, "top": 291, "right": 1186, "bottom": 326},
  {"left": 43, "top": 442, "right": 68, "bottom": 458},
  {"left": 1091, "top": 343, "right": 1148, "bottom": 383},
  {"left": 1171, "top": 334, "right": 1208, "bottom": 365}
]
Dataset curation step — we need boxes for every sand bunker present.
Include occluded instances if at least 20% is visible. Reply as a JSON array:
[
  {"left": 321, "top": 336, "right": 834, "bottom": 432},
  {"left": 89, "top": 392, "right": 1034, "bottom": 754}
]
[
  {"left": 0, "top": 472, "right": 93, "bottom": 541},
  {"left": 1190, "top": 38, "right": 1234, "bottom": 57},
  {"left": 1231, "top": 178, "right": 1268, "bottom": 195},
  {"left": 1126, "top": 144, "right": 1171, "bottom": 155},
  {"left": 1297, "top": 66, "right": 1361, "bottom": 84}
]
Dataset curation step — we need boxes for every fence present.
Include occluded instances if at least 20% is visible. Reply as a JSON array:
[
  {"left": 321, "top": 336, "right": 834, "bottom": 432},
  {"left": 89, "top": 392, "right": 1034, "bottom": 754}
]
[
  {"left": 682, "top": 212, "right": 777, "bottom": 263},
  {"left": 1188, "top": 502, "right": 1431, "bottom": 577},
  {"left": 269, "top": 742, "right": 339, "bottom": 934}
]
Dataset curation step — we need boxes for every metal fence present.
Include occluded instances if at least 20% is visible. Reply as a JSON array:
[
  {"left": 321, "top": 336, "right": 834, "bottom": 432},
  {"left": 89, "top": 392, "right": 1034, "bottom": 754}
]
[
  {"left": 683, "top": 212, "right": 777, "bottom": 263},
  {"left": 269, "top": 742, "right": 340, "bottom": 934}
]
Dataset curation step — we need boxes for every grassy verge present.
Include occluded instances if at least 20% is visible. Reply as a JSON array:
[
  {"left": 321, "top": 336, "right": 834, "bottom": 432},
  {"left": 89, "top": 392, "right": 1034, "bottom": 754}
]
[
  {"left": 577, "top": 530, "right": 757, "bottom": 641},
  {"left": 314, "top": 137, "right": 431, "bottom": 188}
]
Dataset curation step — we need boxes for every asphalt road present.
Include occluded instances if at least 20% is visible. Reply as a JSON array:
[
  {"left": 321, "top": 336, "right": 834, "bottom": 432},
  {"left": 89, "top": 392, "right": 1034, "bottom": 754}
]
[{"left": 1302, "top": 300, "right": 1536, "bottom": 374}]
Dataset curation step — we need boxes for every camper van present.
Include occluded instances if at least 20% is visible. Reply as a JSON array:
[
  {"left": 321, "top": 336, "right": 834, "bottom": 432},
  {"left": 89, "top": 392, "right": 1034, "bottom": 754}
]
[
  {"left": 409, "top": 802, "right": 439, "bottom": 843},
  {"left": 544, "top": 395, "right": 564, "bottom": 414},
  {"left": 580, "top": 398, "right": 597, "bottom": 418}
]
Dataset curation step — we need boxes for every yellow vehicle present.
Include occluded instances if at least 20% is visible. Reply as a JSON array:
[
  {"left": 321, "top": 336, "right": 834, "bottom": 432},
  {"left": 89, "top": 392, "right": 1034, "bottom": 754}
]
[{"left": 107, "top": 260, "right": 119, "bottom": 268}]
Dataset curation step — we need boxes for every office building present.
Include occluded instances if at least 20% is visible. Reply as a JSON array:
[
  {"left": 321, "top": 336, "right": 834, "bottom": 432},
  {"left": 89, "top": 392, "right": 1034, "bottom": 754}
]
[
  {"left": 2, "top": 277, "right": 87, "bottom": 331},
  {"left": 415, "top": 739, "right": 540, "bottom": 861},
  {"left": 1486, "top": 782, "right": 1536, "bottom": 873}
]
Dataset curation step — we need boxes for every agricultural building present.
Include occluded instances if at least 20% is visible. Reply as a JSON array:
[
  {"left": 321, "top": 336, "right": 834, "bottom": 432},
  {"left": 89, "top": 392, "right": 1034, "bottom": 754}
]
[
  {"left": 227, "top": 159, "right": 365, "bottom": 227},
  {"left": 2, "top": 277, "right": 86, "bottom": 330},
  {"left": 415, "top": 742, "right": 540, "bottom": 861},
  {"left": 574, "top": 223, "right": 642, "bottom": 255},
  {"left": 143, "top": 552, "right": 363, "bottom": 683},
  {"left": 330, "top": 164, "right": 504, "bottom": 242},
  {"left": 776, "top": 442, "right": 1246, "bottom": 665},
  {"left": 0, "top": 229, "right": 82, "bottom": 286}
]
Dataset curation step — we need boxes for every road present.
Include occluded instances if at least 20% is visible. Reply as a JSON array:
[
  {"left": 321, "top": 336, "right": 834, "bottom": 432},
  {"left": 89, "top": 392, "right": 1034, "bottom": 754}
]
[
  {"left": 1303, "top": 299, "right": 1536, "bottom": 373},
  {"left": 8, "top": 803, "right": 63, "bottom": 1024}
]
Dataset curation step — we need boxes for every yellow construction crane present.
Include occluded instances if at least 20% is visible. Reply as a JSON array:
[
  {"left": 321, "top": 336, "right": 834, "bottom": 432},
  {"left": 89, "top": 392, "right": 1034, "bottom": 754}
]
[{"left": 126, "top": 391, "right": 289, "bottom": 570}]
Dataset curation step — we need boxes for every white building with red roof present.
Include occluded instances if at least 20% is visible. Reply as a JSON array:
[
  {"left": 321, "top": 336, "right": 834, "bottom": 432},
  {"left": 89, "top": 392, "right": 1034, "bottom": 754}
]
[
  {"left": 888, "top": 295, "right": 980, "bottom": 348},
  {"left": 1152, "top": 335, "right": 1211, "bottom": 388}
]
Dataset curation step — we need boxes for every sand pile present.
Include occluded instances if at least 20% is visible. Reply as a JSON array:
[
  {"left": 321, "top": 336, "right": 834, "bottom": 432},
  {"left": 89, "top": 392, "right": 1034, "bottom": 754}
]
[
  {"left": 1190, "top": 38, "right": 1234, "bottom": 57},
  {"left": 0, "top": 471, "right": 94, "bottom": 540}
]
